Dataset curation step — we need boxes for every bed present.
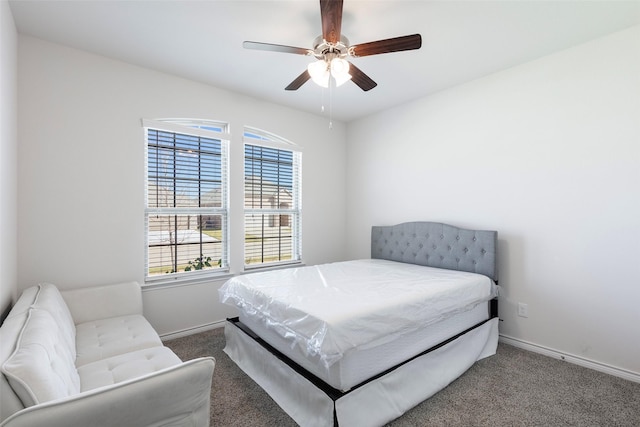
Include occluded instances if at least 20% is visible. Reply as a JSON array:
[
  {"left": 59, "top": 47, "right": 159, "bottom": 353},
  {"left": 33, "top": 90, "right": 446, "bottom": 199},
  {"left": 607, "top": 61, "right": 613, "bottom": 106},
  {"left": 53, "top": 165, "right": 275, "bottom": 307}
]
[{"left": 220, "top": 221, "right": 499, "bottom": 427}]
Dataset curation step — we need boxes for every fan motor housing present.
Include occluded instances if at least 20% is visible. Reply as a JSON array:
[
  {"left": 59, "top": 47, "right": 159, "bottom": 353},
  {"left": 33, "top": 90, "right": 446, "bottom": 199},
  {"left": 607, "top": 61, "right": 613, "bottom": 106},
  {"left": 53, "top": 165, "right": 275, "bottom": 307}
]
[{"left": 312, "top": 35, "right": 350, "bottom": 59}]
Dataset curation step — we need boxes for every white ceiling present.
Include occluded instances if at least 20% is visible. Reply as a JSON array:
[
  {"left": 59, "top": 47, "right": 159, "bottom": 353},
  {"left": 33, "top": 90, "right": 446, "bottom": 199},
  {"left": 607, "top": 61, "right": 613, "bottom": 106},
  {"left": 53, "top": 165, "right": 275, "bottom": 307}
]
[{"left": 9, "top": 0, "right": 640, "bottom": 122}]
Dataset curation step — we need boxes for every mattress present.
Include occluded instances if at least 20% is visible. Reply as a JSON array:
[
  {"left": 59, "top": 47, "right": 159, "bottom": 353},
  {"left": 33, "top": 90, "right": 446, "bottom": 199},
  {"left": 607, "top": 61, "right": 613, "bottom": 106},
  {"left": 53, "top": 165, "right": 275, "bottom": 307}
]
[
  {"left": 219, "top": 259, "right": 497, "bottom": 371},
  {"left": 239, "top": 300, "right": 490, "bottom": 391}
]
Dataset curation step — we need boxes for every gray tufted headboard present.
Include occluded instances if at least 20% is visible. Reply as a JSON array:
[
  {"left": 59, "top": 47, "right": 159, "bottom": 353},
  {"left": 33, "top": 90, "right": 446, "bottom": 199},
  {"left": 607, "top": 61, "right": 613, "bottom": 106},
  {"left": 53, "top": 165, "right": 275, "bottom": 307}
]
[{"left": 371, "top": 222, "right": 498, "bottom": 281}]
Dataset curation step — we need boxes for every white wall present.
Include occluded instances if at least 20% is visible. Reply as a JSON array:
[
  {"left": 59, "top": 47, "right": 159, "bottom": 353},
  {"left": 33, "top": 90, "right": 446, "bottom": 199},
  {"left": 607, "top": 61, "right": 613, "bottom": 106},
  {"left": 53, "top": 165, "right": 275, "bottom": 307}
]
[
  {"left": 17, "top": 36, "right": 347, "bottom": 336},
  {"left": 346, "top": 26, "right": 640, "bottom": 376},
  {"left": 13, "top": 16, "right": 639, "bottom": 379},
  {"left": 0, "top": 0, "right": 18, "bottom": 319}
]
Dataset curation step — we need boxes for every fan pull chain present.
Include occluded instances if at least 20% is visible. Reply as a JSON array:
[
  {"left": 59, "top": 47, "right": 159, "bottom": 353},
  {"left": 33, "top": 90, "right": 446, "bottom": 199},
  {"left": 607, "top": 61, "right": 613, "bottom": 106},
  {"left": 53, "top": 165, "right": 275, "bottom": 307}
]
[
  {"left": 328, "top": 78, "right": 333, "bottom": 129},
  {"left": 318, "top": 78, "right": 333, "bottom": 129}
]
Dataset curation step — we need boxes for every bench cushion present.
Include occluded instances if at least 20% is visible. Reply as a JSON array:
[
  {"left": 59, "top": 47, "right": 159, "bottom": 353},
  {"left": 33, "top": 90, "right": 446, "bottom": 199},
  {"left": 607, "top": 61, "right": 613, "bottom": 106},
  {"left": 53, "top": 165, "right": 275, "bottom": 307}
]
[
  {"left": 1, "top": 309, "right": 80, "bottom": 407},
  {"left": 32, "top": 283, "right": 77, "bottom": 360},
  {"left": 78, "top": 346, "right": 181, "bottom": 391},
  {"left": 75, "top": 315, "right": 163, "bottom": 367}
]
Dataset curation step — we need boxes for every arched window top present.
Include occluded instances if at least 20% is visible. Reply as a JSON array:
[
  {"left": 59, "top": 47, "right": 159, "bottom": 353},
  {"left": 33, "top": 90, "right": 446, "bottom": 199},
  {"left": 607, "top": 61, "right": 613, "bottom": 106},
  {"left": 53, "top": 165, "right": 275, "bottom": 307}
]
[
  {"left": 244, "top": 126, "right": 300, "bottom": 150},
  {"left": 142, "top": 118, "right": 230, "bottom": 140},
  {"left": 160, "top": 118, "right": 228, "bottom": 133}
]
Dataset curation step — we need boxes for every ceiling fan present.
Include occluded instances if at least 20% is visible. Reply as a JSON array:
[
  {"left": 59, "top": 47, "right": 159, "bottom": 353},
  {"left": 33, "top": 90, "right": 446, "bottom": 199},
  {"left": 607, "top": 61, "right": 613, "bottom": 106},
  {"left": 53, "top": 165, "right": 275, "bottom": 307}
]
[{"left": 243, "top": 0, "right": 422, "bottom": 92}]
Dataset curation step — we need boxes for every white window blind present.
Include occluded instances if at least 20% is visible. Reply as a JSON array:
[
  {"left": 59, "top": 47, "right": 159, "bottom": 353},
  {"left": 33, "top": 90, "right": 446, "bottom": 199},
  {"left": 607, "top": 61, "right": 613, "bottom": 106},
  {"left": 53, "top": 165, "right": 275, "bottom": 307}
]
[
  {"left": 244, "top": 130, "right": 302, "bottom": 268},
  {"left": 144, "top": 120, "right": 229, "bottom": 280}
]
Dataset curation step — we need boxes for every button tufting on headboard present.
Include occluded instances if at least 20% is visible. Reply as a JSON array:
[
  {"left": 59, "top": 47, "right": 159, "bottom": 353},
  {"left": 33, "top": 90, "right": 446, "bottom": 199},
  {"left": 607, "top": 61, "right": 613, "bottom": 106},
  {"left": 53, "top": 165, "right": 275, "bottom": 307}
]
[{"left": 371, "top": 221, "right": 498, "bottom": 281}]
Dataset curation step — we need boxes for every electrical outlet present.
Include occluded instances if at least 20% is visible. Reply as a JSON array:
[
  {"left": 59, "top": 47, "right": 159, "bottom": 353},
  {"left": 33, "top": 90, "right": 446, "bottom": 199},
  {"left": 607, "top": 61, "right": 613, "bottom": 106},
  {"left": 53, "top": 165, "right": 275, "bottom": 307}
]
[{"left": 517, "top": 302, "right": 529, "bottom": 318}]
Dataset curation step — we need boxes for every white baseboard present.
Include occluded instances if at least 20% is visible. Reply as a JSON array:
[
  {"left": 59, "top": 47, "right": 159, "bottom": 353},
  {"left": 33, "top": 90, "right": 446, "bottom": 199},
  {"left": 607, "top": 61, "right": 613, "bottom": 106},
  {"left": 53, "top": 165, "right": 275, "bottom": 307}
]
[
  {"left": 499, "top": 334, "right": 640, "bottom": 384},
  {"left": 160, "top": 320, "right": 226, "bottom": 341}
]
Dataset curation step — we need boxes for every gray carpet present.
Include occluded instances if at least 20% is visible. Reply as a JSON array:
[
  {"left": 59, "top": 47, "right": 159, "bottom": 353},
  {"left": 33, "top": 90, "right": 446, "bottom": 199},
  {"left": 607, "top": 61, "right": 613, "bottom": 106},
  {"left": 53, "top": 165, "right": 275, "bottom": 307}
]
[{"left": 164, "top": 327, "right": 640, "bottom": 426}]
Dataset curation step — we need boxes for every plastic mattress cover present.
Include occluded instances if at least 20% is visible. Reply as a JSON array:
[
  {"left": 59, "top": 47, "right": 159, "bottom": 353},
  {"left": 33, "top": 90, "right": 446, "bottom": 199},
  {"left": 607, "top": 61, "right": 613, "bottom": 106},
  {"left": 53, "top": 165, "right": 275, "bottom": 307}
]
[{"left": 219, "top": 259, "right": 497, "bottom": 369}]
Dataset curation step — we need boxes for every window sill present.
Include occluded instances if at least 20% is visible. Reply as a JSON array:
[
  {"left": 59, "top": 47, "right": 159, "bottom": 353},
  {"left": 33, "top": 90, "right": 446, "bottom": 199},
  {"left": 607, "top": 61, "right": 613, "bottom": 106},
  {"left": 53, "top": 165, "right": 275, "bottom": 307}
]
[
  {"left": 143, "top": 270, "right": 233, "bottom": 290},
  {"left": 242, "top": 260, "right": 305, "bottom": 274},
  {"left": 142, "top": 261, "right": 307, "bottom": 291}
]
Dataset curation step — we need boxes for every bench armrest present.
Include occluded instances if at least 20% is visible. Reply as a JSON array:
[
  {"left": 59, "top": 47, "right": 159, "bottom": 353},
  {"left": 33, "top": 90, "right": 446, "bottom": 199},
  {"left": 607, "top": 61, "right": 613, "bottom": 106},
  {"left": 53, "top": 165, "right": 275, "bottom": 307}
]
[
  {"left": 0, "top": 357, "right": 215, "bottom": 427},
  {"left": 61, "top": 282, "right": 143, "bottom": 324}
]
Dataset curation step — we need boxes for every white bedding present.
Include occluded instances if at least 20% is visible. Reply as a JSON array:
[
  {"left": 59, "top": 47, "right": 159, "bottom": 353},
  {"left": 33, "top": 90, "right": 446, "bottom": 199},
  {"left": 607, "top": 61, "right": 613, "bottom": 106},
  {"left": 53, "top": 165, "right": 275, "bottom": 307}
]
[{"left": 219, "top": 259, "right": 497, "bottom": 369}]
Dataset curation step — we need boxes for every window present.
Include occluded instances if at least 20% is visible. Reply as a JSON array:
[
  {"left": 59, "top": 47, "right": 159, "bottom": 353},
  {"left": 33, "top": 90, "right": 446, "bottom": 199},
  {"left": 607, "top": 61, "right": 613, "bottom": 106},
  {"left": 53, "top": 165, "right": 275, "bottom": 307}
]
[
  {"left": 144, "top": 119, "right": 229, "bottom": 280},
  {"left": 244, "top": 128, "right": 301, "bottom": 268}
]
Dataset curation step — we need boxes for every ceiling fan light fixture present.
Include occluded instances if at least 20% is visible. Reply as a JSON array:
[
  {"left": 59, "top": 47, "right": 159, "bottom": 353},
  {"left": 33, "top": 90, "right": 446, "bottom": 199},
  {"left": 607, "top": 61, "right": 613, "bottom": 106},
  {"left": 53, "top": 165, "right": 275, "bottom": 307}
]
[
  {"left": 308, "top": 60, "right": 330, "bottom": 88},
  {"left": 330, "top": 57, "right": 349, "bottom": 75},
  {"left": 333, "top": 73, "right": 352, "bottom": 87},
  {"left": 330, "top": 57, "right": 351, "bottom": 87}
]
